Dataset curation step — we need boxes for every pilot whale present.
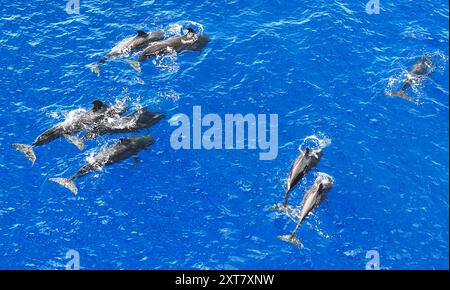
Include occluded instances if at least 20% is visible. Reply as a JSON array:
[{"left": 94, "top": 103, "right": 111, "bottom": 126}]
[
  {"left": 387, "top": 55, "right": 434, "bottom": 101},
  {"left": 87, "top": 30, "right": 165, "bottom": 75},
  {"left": 278, "top": 173, "right": 334, "bottom": 247},
  {"left": 70, "top": 108, "right": 164, "bottom": 149},
  {"left": 271, "top": 147, "right": 323, "bottom": 211},
  {"left": 84, "top": 108, "right": 164, "bottom": 139},
  {"left": 130, "top": 28, "right": 209, "bottom": 71},
  {"left": 50, "top": 135, "right": 154, "bottom": 195},
  {"left": 11, "top": 100, "right": 124, "bottom": 165}
]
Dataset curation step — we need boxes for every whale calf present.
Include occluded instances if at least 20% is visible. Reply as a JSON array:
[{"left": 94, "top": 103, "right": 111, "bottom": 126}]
[
  {"left": 387, "top": 55, "right": 434, "bottom": 101},
  {"left": 278, "top": 173, "right": 334, "bottom": 247},
  {"left": 87, "top": 30, "right": 165, "bottom": 75},
  {"left": 50, "top": 135, "right": 154, "bottom": 195},
  {"left": 12, "top": 100, "right": 124, "bottom": 165},
  {"left": 271, "top": 147, "right": 323, "bottom": 211},
  {"left": 130, "top": 28, "right": 209, "bottom": 71}
]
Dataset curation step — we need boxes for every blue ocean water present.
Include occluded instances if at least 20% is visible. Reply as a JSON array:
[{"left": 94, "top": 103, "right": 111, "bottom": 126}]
[{"left": 0, "top": 0, "right": 448, "bottom": 270}]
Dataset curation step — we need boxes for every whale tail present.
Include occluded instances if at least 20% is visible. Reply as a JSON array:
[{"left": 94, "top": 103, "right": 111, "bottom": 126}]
[
  {"left": 387, "top": 90, "right": 413, "bottom": 102},
  {"left": 278, "top": 234, "right": 303, "bottom": 248},
  {"left": 269, "top": 203, "right": 287, "bottom": 211},
  {"left": 50, "top": 177, "right": 78, "bottom": 195},
  {"left": 86, "top": 63, "right": 101, "bottom": 76},
  {"left": 11, "top": 143, "right": 36, "bottom": 165},
  {"left": 269, "top": 203, "right": 294, "bottom": 213},
  {"left": 64, "top": 135, "right": 85, "bottom": 150},
  {"left": 129, "top": 60, "right": 142, "bottom": 73}
]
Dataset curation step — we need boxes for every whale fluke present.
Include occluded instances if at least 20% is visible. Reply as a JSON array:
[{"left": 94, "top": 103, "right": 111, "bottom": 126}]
[
  {"left": 387, "top": 90, "right": 413, "bottom": 102},
  {"left": 277, "top": 234, "right": 303, "bottom": 248},
  {"left": 269, "top": 203, "right": 287, "bottom": 211},
  {"left": 64, "top": 135, "right": 85, "bottom": 150},
  {"left": 86, "top": 63, "right": 101, "bottom": 76},
  {"left": 50, "top": 178, "right": 78, "bottom": 195},
  {"left": 269, "top": 203, "right": 294, "bottom": 212},
  {"left": 12, "top": 143, "right": 36, "bottom": 165},
  {"left": 129, "top": 60, "right": 141, "bottom": 72}
]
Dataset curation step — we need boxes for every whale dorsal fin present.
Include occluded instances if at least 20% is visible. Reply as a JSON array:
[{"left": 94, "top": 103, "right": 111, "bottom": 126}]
[{"left": 136, "top": 30, "right": 148, "bottom": 37}]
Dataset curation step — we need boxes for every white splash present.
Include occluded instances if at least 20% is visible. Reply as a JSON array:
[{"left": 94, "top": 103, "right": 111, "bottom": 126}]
[
  {"left": 298, "top": 134, "right": 331, "bottom": 152},
  {"left": 152, "top": 47, "right": 179, "bottom": 72}
]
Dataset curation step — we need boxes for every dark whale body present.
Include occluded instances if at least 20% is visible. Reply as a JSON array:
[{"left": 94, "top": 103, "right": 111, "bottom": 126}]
[
  {"left": 66, "top": 108, "right": 164, "bottom": 149},
  {"left": 84, "top": 108, "right": 164, "bottom": 140},
  {"left": 50, "top": 135, "right": 155, "bottom": 195},
  {"left": 278, "top": 173, "right": 334, "bottom": 247},
  {"left": 11, "top": 100, "right": 124, "bottom": 165},
  {"left": 387, "top": 56, "right": 434, "bottom": 101},
  {"left": 271, "top": 147, "right": 323, "bottom": 211},
  {"left": 87, "top": 30, "right": 165, "bottom": 75},
  {"left": 130, "top": 28, "right": 209, "bottom": 71}
]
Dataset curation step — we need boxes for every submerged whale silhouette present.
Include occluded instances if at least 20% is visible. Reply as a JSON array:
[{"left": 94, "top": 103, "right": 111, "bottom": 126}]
[{"left": 387, "top": 55, "right": 434, "bottom": 101}]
